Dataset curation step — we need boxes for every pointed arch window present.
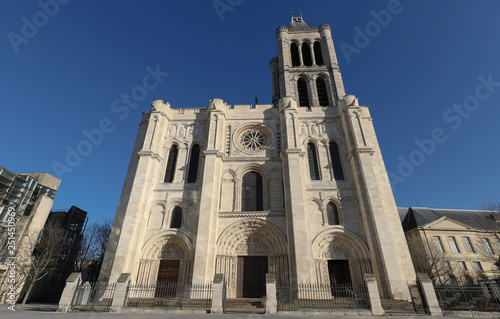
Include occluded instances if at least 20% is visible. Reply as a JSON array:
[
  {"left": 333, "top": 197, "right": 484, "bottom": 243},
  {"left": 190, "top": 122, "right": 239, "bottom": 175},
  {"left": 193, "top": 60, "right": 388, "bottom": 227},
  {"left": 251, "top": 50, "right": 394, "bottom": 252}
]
[
  {"left": 170, "top": 206, "right": 182, "bottom": 228},
  {"left": 187, "top": 144, "right": 200, "bottom": 183},
  {"left": 242, "top": 171, "right": 263, "bottom": 211},
  {"left": 164, "top": 145, "right": 178, "bottom": 183},
  {"left": 327, "top": 202, "right": 340, "bottom": 225},
  {"left": 307, "top": 143, "right": 320, "bottom": 180},
  {"left": 316, "top": 77, "right": 329, "bottom": 106},
  {"left": 290, "top": 42, "right": 300, "bottom": 66},
  {"left": 313, "top": 41, "right": 324, "bottom": 65},
  {"left": 301, "top": 42, "right": 312, "bottom": 66},
  {"left": 297, "top": 77, "right": 310, "bottom": 107},
  {"left": 329, "top": 141, "right": 344, "bottom": 180}
]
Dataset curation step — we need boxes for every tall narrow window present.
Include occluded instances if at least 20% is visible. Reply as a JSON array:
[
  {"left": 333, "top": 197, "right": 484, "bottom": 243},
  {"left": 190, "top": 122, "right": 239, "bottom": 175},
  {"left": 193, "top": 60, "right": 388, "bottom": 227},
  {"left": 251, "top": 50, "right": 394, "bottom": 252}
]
[
  {"left": 187, "top": 144, "right": 200, "bottom": 183},
  {"left": 463, "top": 237, "right": 475, "bottom": 253},
  {"left": 482, "top": 238, "right": 493, "bottom": 254},
  {"left": 313, "top": 41, "right": 324, "bottom": 65},
  {"left": 301, "top": 42, "right": 312, "bottom": 66},
  {"left": 472, "top": 261, "right": 483, "bottom": 271},
  {"left": 242, "top": 171, "right": 263, "bottom": 211},
  {"left": 329, "top": 141, "right": 344, "bottom": 180},
  {"left": 326, "top": 202, "right": 340, "bottom": 225},
  {"left": 448, "top": 236, "right": 460, "bottom": 253},
  {"left": 433, "top": 236, "right": 444, "bottom": 253},
  {"left": 170, "top": 206, "right": 182, "bottom": 228},
  {"left": 290, "top": 43, "right": 300, "bottom": 66},
  {"left": 297, "top": 77, "right": 309, "bottom": 107},
  {"left": 307, "top": 143, "right": 320, "bottom": 180},
  {"left": 164, "top": 145, "right": 178, "bottom": 183},
  {"left": 316, "top": 77, "right": 329, "bottom": 106}
]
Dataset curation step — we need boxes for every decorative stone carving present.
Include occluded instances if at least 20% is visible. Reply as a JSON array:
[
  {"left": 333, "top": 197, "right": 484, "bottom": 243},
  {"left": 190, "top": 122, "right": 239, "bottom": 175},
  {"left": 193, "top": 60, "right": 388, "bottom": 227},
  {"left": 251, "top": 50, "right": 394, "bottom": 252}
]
[
  {"left": 311, "top": 123, "right": 319, "bottom": 135},
  {"left": 159, "top": 243, "right": 184, "bottom": 259},
  {"left": 169, "top": 125, "right": 177, "bottom": 137}
]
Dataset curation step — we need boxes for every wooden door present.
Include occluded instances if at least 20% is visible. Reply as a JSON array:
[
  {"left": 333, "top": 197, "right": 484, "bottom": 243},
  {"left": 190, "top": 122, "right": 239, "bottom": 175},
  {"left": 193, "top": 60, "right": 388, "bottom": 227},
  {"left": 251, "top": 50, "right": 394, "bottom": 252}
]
[
  {"left": 156, "top": 259, "right": 180, "bottom": 298},
  {"left": 237, "top": 256, "right": 268, "bottom": 298}
]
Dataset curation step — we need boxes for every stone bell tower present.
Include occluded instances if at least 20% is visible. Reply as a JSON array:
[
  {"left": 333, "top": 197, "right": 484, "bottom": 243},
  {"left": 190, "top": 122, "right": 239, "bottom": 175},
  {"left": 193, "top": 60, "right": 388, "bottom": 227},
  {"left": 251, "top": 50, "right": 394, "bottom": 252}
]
[{"left": 272, "top": 13, "right": 415, "bottom": 300}]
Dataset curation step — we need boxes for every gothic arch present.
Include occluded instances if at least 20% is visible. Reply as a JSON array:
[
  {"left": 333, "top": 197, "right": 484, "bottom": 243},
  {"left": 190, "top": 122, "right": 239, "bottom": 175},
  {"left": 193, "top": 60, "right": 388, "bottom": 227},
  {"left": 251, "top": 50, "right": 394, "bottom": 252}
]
[
  {"left": 312, "top": 229, "right": 371, "bottom": 285},
  {"left": 165, "top": 199, "right": 188, "bottom": 229},
  {"left": 148, "top": 202, "right": 166, "bottom": 229},
  {"left": 136, "top": 231, "right": 193, "bottom": 285},
  {"left": 306, "top": 198, "right": 324, "bottom": 226},
  {"left": 215, "top": 219, "right": 289, "bottom": 296},
  {"left": 216, "top": 219, "right": 287, "bottom": 256}
]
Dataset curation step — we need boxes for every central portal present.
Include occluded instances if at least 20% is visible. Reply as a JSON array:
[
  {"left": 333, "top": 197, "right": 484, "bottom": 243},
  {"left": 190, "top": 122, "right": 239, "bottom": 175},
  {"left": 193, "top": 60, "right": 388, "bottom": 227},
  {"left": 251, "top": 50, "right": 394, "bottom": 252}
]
[
  {"left": 237, "top": 256, "right": 268, "bottom": 298},
  {"left": 328, "top": 259, "right": 352, "bottom": 284}
]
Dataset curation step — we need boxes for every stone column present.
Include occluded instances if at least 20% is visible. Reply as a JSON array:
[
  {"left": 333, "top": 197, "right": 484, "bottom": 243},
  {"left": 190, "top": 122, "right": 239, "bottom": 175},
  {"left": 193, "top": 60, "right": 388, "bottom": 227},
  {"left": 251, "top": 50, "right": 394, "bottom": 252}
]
[
  {"left": 266, "top": 274, "right": 277, "bottom": 314},
  {"left": 57, "top": 272, "right": 81, "bottom": 312},
  {"left": 211, "top": 274, "right": 226, "bottom": 314},
  {"left": 110, "top": 273, "right": 130, "bottom": 313},
  {"left": 310, "top": 42, "right": 316, "bottom": 66},
  {"left": 280, "top": 98, "right": 314, "bottom": 284},
  {"left": 363, "top": 273, "right": 385, "bottom": 316},
  {"left": 173, "top": 143, "right": 189, "bottom": 183},
  {"left": 416, "top": 273, "right": 443, "bottom": 316}
]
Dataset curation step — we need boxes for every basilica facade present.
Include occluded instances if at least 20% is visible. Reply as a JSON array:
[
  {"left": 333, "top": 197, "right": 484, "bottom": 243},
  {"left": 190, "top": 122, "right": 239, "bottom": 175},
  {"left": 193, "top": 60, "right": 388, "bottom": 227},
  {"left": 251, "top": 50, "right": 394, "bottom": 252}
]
[{"left": 99, "top": 15, "right": 415, "bottom": 300}]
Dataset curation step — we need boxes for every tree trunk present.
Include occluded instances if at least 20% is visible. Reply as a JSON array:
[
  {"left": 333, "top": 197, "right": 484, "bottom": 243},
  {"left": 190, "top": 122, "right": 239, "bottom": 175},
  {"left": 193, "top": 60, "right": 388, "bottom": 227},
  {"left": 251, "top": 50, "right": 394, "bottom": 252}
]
[{"left": 21, "top": 280, "right": 35, "bottom": 305}]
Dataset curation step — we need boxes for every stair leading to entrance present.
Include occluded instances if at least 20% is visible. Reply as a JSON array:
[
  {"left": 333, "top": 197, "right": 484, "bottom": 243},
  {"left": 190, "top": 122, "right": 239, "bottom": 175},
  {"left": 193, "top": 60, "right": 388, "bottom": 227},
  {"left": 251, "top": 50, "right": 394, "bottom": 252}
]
[
  {"left": 380, "top": 299, "right": 418, "bottom": 314},
  {"left": 225, "top": 298, "right": 266, "bottom": 314}
]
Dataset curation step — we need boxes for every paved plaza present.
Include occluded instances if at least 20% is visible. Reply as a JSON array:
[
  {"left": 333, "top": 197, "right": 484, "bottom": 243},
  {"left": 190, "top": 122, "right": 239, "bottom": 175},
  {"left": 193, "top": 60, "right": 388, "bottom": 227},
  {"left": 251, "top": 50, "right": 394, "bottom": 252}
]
[{"left": 0, "top": 304, "right": 494, "bottom": 319}]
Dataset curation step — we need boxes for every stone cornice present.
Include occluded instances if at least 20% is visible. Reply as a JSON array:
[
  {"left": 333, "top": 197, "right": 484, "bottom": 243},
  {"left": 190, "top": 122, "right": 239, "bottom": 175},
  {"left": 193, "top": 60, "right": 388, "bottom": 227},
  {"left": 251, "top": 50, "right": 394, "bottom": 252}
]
[{"left": 137, "top": 150, "right": 162, "bottom": 162}]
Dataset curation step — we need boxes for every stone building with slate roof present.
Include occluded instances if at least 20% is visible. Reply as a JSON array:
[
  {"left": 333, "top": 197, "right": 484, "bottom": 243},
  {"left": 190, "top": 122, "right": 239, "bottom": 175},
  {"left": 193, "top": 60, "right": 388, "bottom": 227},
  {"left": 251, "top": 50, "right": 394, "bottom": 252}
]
[{"left": 399, "top": 207, "right": 500, "bottom": 283}]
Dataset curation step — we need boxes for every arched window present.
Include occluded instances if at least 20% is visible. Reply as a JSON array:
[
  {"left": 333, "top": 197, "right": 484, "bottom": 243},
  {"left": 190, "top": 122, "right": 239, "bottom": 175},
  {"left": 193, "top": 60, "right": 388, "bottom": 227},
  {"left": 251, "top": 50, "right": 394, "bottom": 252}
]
[
  {"left": 313, "top": 41, "right": 324, "bottom": 65},
  {"left": 307, "top": 143, "right": 320, "bottom": 180},
  {"left": 329, "top": 141, "right": 344, "bottom": 180},
  {"left": 297, "top": 77, "right": 309, "bottom": 107},
  {"left": 164, "top": 145, "right": 178, "bottom": 183},
  {"left": 170, "top": 206, "right": 182, "bottom": 228},
  {"left": 242, "top": 171, "right": 263, "bottom": 211},
  {"left": 316, "top": 77, "right": 329, "bottom": 106},
  {"left": 326, "top": 202, "right": 340, "bottom": 225},
  {"left": 187, "top": 144, "right": 200, "bottom": 183},
  {"left": 301, "top": 42, "right": 312, "bottom": 66},
  {"left": 290, "top": 43, "right": 300, "bottom": 66}
]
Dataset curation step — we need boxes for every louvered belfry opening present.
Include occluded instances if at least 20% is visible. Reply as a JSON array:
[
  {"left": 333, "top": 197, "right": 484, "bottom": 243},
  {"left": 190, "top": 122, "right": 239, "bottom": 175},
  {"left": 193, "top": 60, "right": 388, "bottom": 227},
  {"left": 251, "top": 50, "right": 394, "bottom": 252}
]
[
  {"left": 313, "top": 41, "right": 324, "bottom": 65},
  {"left": 291, "top": 42, "right": 300, "bottom": 66},
  {"left": 302, "top": 42, "right": 312, "bottom": 66},
  {"left": 164, "top": 145, "right": 178, "bottom": 183},
  {"left": 297, "top": 77, "right": 310, "bottom": 107},
  {"left": 316, "top": 77, "right": 329, "bottom": 106}
]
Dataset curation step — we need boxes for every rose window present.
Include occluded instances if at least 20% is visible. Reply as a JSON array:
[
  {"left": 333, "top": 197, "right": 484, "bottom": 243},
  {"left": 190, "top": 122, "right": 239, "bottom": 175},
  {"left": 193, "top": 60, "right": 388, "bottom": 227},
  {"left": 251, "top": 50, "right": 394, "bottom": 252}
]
[{"left": 237, "top": 126, "right": 270, "bottom": 153}]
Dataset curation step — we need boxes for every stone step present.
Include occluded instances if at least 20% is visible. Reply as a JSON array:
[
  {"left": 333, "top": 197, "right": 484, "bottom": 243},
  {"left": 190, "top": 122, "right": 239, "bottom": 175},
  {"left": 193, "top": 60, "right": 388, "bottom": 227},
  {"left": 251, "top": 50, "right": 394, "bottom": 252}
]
[{"left": 380, "top": 299, "right": 415, "bottom": 310}]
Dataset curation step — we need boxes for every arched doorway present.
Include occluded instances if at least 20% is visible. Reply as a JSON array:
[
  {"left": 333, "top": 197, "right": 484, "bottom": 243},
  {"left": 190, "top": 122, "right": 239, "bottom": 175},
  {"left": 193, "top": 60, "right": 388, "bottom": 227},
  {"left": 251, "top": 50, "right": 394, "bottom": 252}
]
[
  {"left": 136, "top": 234, "right": 192, "bottom": 286},
  {"left": 216, "top": 219, "right": 289, "bottom": 298},
  {"left": 313, "top": 231, "right": 371, "bottom": 286}
]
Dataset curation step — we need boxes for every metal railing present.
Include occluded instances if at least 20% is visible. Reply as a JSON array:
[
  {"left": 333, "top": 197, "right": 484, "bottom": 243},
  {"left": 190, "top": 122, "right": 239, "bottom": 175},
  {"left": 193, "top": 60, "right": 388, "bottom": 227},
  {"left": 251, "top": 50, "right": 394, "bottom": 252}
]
[
  {"left": 277, "top": 282, "right": 369, "bottom": 311},
  {"left": 434, "top": 280, "right": 500, "bottom": 312},
  {"left": 71, "top": 281, "right": 116, "bottom": 312},
  {"left": 125, "top": 282, "right": 213, "bottom": 310}
]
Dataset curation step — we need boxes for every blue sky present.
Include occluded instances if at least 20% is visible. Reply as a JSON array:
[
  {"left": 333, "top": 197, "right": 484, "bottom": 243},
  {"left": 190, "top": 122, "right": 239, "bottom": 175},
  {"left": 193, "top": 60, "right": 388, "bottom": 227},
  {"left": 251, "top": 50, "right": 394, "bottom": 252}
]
[{"left": 2, "top": 0, "right": 500, "bottom": 223}]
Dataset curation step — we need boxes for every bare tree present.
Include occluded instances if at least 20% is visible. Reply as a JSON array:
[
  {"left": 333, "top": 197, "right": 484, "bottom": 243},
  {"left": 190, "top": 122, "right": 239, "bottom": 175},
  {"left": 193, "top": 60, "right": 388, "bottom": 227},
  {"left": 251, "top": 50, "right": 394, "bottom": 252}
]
[
  {"left": 74, "top": 218, "right": 111, "bottom": 281},
  {"left": 19, "top": 222, "right": 66, "bottom": 304},
  {"left": 406, "top": 234, "right": 450, "bottom": 282},
  {"left": 481, "top": 201, "right": 500, "bottom": 212}
]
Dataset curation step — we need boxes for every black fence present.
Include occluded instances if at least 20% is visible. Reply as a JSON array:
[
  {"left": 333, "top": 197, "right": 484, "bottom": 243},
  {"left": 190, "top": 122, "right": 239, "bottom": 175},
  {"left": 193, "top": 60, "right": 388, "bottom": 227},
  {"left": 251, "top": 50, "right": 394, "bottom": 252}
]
[
  {"left": 434, "top": 280, "right": 500, "bottom": 312},
  {"left": 71, "top": 281, "right": 116, "bottom": 312},
  {"left": 125, "top": 282, "right": 213, "bottom": 311},
  {"left": 277, "top": 282, "right": 369, "bottom": 311}
]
